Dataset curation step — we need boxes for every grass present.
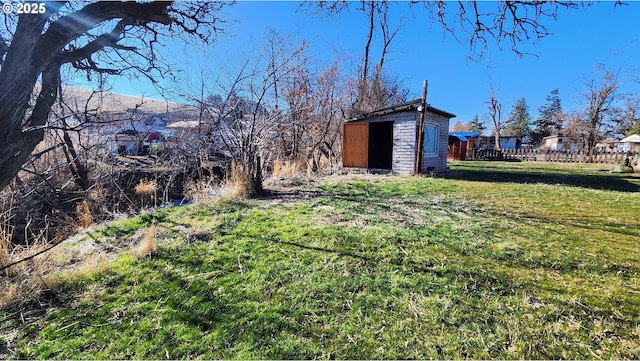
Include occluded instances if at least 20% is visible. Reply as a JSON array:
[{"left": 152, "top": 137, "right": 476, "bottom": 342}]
[{"left": 1, "top": 161, "right": 639, "bottom": 359}]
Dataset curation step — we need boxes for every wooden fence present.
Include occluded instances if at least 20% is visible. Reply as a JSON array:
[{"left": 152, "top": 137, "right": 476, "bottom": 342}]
[{"left": 466, "top": 148, "right": 640, "bottom": 165}]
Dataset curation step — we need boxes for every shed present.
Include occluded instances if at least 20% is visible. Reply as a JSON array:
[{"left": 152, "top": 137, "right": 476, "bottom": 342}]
[
  {"left": 616, "top": 134, "right": 640, "bottom": 152},
  {"left": 342, "top": 99, "right": 456, "bottom": 174},
  {"left": 541, "top": 135, "right": 580, "bottom": 152},
  {"left": 448, "top": 131, "right": 482, "bottom": 160}
]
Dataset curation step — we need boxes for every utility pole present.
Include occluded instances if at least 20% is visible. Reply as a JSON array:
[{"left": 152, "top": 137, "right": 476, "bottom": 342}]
[{"left": 415, "top": 80, "right": 428, "bottom": 175}]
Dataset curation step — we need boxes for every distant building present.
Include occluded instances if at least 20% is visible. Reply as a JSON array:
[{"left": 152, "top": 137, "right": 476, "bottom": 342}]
[
  {"left": 143, "top": 115, "right": 168, "bottom": 129},
  {"left": 474, "top": 136, "right": 525, "bottom": 150},
  {"left": 448, "top": 131, "right": 482, "bottom": 160},
  {"left": 615, "top": 134, "right": 640, "bottom": 152},
  {"left": 541, "top": 135, "right": 580, "bottom": 151},
  {"left": 499, "top": 136, "right": 520, "bottom": 150}
]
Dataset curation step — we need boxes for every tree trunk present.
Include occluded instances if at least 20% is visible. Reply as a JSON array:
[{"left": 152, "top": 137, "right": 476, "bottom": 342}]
[
  {"left": 61, "top": 130, "right": 90, "bottom": 190},
  {"left": 362, "top": 1, "right": 375, "bottom": 83},
  {"left": 0, "top": 2, "right": 177, "bottom": 192},
  {"left": 253, "top": 155, "right": 263, "bottom": 194},
  {"left": 0, "top": 13, "right": 51, "bottom": 190}
]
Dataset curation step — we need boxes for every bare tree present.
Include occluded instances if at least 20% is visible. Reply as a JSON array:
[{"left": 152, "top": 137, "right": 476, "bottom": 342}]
[
  {"left": 306, "top": 62, "right": 349, "bottom": 173},
  {"left": 487, "top": 84, "right": 504, "bottom": 150},
  {"left": 0, "top": 1, "right": 228, "bottom": 192},
  {"left": 563, "top": 110, "right": 588, "bottom": 152},
  {"left": 303, "top": 1, "right": 608, "bottom": 62},
  {"left": 612, "top": 94, "right": 640, "bottom": 138},
  {"left": 451, "top": 120, "right": 473, "bottom": 132},
  {"left": 362, "top": 1, "right": 376, "bottom": 84},
  {"left": 419, "top": 1, "right": 621, "bottom": 61},
  {"left": 208, "top": 31, "right": 308, "bottom": 195},
  {"left": 280, "top": 44, "right": 313, "bottom": 163},
  {"left": 578, "top": 66, "right": 621, "bottom": 161},
  {"left": 305, "top": 1, "right": 407, "bottom": 116}
]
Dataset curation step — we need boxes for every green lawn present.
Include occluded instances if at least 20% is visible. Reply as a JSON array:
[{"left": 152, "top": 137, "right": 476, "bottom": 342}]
[{"left": 1, "top": 161, "right": 639, "bottom": 359}]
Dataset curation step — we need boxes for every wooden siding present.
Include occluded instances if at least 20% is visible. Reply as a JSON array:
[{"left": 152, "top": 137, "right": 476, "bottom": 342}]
[
  {"left": 342, "top": 123, "right": 368, "bottom": 168},
  {"left": 392, "top": 113, "right": 418, "bottom": 174},
  {"left": 420, "top": 112, "right": 450, "bottom": 173},
  {"left": 448, "top": 137, "right": 467, "bottom": 161}
]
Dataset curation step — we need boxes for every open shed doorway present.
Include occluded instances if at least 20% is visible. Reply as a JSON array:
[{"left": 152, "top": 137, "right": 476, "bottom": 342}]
[{"left": 368, "top": 121, "right": 393, "bottom": 169}]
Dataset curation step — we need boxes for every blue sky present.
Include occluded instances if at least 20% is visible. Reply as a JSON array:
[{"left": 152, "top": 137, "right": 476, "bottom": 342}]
[{"left": 106, "top": 1, "right": 640, "bottom": 127}]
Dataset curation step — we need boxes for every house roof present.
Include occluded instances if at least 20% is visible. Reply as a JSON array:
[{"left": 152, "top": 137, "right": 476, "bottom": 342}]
[
  {"left": 166, "top": 120, "right": 205, "bottom": 129},
  {"left": 449, "top": 131, "right": 482, "bottom": 141},
  {"left": 347, "top": 98, "right": 456, "bottom": 122},
  {"left": 619, "top": 134, "right": 640, "bottom": 143},
  {"left": 542, "top": 134, "right": 568, "bottom": 140}
]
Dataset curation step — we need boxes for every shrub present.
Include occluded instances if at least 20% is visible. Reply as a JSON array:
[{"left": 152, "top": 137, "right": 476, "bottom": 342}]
[
  {"left": 76, "top": 201, "right": 94, "bottom": 229},
  {"left": 134, "top": 179, "right": 157, "bottom": 196},
  {"left": 135, "top": 226, "right": 157, "bottom": 258}
]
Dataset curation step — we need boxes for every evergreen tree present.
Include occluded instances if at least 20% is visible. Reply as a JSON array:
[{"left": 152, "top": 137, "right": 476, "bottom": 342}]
[
  {"left": 531, "top": 89, "right": 563, "bottom": 146},
  {"left": 505, "top": 98, "right": 532, "bottom": 139},
  {"left": 469, "top": 114, "right": 486, "bottom": 133},
  {"left": 626, "top": 121, "right": 640, "bottom": 137}
]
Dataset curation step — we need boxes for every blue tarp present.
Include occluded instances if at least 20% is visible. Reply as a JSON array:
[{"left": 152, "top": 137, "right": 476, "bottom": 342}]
[{"left": 449, "top": 131, "right": 482, "bottom": 142}]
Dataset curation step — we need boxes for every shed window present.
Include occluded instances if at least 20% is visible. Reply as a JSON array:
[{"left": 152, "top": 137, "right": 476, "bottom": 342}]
[{"left": 424, "top": 124, "right": 438, "bottom": 155}]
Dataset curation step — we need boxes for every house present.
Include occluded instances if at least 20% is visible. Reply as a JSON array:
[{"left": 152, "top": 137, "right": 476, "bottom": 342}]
[
  {"left": 615, "top": 134, "right": 640, "bottom": 152},
  {"left": 112, "top": 116, "right": 171, "bottom": 155},
  {"left": 143, "top": 115, "right": 168, "bottom": 129},
  {"left": 342, "top": 99, "right": 456, "bottom": 174},
  {"left": 541, "top": 135, "right": 581, "bottom": 151},
  {"left": 114, "top": 129, "right": 165, "bottom": 155},
  {"left": 448, "top": 131, "right": 482, "bottom": 160}
]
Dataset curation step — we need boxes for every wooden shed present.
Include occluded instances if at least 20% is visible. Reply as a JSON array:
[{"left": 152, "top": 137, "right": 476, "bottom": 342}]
[
  {"left": 448, "top": 131, "right": 482, "bottom": 161},
  {"left": 343, "top": 99, "right": 455, "bottom": 174}
]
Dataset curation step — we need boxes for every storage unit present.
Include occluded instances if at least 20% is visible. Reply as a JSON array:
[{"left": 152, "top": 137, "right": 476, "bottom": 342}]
[
  {"left": 448, "top": 131, "right": 482, "bottom": 161},
  {"left": 343, "top": 99, "right": 455, "bottom": 174}
]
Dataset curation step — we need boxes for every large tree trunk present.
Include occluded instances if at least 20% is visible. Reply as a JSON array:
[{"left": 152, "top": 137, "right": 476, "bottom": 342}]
[
  {"left": 0, "top": 13, "right": 52, "bottom": 191},
  {"left": 0, "top": 2, "right": 175, "bottom": 191}
]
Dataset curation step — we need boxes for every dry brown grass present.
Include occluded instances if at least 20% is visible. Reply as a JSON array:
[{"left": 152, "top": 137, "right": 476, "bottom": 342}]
[
  {"left": 134, "top": 178, "right": 157, "bottom": 196},
  {"left": 0, "top": 282, "right": 19, "bottom": 310},
  {"left": 135, "top": 178, "right": 158, "bottom": 209},
  {"left": 1, "top": 226, "right": 9, "bottom": 268},
  {"left": 54, "top": 252, "right": 111, "bottom": 285},
  {"left": 0, "top": 193, "right": 59, "bottom": 309},
  {"left": 272, "top": 158, "right": 301, "bottom": 178},
  {"left": 135, "top": 226, "right": 157, "bottom": 258},
  {"left": 0, "top": 237, "right": 56, "bottom": 310},
  {"left": 229, "top": 160, "right": 253, "bottom": 197},
  {"left": 1, "top": 196, "right": 14, "bottom": 284},
  {"left": 76, "top": 200, "right": 94, "bottom": 229}
]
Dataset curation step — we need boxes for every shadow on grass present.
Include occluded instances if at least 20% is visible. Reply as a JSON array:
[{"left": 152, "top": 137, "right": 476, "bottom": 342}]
[{"left": 443, "top": 168, "right": 640, "bottom": 192}]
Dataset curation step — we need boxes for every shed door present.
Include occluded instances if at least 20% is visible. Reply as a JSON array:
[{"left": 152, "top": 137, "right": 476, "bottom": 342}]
[
  {"left": 342, "top": 123, "right": 369, "bottom": 168},
  {"left": 368, "top": 121, "right": 393, "bottom": 169}
]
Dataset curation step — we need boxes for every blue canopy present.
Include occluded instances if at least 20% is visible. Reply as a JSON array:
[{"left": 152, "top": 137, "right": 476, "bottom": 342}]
[{"left": 449, "top": 131, "right": 482, "bottom": 142}]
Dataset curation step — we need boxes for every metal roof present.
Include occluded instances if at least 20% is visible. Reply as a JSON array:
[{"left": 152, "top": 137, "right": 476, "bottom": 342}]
[
  {"left": 449, "top": 131, "right": 482, "bottom": 141},
  {"left": 619, "top": 134, "right": 640, "bottom": 143},
  {"left": 348, "top": 99, "right": 456, "bottom": 122}
]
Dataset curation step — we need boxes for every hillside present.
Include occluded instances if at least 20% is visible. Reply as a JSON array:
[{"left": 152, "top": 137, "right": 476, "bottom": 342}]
[
  {"left": 52, "top": 86, "right": 201, "bottom": 121},
  {"left": 1, "top": 162, "right": 639, "bottom": 359}
]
